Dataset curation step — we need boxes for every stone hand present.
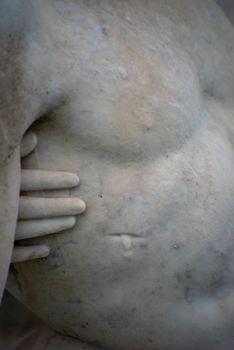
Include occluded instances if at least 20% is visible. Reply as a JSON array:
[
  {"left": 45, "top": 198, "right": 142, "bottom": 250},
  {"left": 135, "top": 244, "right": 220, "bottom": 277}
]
[{"left": 11, "top": 131, "right": 86, "bottom": 263}]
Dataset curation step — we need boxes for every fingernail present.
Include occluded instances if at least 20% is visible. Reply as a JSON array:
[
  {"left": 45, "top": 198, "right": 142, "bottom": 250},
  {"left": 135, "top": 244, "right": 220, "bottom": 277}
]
[{"left": 78, "top": 199, "right": 86, "bottom": 214}]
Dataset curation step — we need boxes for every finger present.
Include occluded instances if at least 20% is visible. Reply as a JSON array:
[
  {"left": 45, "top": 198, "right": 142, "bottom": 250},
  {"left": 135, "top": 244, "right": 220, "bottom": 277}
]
[
  {"left": 21, "top": 170, "right": 79, "bottom": 191},
  {"left": 11, "top": 245, "right": 50, "bottom": 263},
  {"left": 18, "top": 196, "right": 86, "bottom": 220},
  {"left": 20, "top": 131, "right": 38, "bottom": 157},
  {"left": 15, "top": 216, "right": 76, "bottom": 240}
]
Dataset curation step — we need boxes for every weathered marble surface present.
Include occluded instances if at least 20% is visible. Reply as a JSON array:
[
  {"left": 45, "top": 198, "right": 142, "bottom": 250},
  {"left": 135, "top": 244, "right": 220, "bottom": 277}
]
[{"left": 0, "top": 0, "right": 234, "bottom": 349}]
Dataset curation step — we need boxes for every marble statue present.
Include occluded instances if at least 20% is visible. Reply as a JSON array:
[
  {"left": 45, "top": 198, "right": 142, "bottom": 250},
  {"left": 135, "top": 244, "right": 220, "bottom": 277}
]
[{"left": 0, "top": 0, "right": 234, "bottom": 349}]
